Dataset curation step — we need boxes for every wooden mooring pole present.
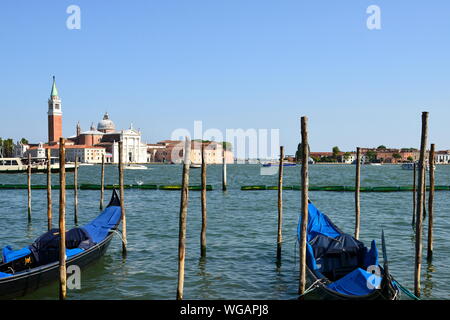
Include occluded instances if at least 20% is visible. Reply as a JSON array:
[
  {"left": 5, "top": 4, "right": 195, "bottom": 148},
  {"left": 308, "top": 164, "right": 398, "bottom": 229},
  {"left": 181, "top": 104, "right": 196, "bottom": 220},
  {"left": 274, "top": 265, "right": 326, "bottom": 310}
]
[
  {"left": 355, "top": 147, "right": 361, "bottom": 240},
  {"left": 177, "top": 138, "right": 191, "bottom": 300},
  {"left": 74, "top": 157, "right": 78, "bottom": 225},
  {"left": 47, "top": 148, "right": 52, "bottom": 230},
  {"left": 427, "top": 144, "right": 435, "bottom": 262},
  {"left": 100, "top": 154, "right": 105, "bottom": 211},
  {"left": 59, "top": 138, "right": 67, "bottom": 300},
  {"left": 27, "top": 153, "right": 31, "bottom": 222},
  {"left": 222, "top": 147, "right": 227, "bottom": 191},
  {"left": 414, "top": 111, "right": 428, "bottom": 297},
  {"left": 299, "top": 117, "right": 309, "bottom": 295},
  {"left": 276, "top": 146, "right": 284, "bottom": 262},
  {"left": 200, "top": 143, "right": 207, "bottom": 257},
  {"left": 412, "top": 162, "right": 416, "bottom": 228},
  {"left": 118, "top": 141, "right": 127, "bottom": 256}
]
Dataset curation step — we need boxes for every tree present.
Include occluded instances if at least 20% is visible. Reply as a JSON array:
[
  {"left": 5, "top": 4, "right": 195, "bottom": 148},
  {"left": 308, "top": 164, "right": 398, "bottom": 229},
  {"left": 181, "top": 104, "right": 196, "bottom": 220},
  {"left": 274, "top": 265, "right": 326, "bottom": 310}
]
[
  {"left": 407, "top": 156, "right": 414, "bottom": 162},
  {"left": 20, "top": 138, "right": 29, "bottom": 145},
  {"left": 377, "top": 145, "right": 387, "bottom": 150},
  {"left": 332, "top": 146, "right": 340, "bottom": 160},
  {"left": 392, "top": 153, "right": 402, "bottom": 160},
  {"left": 295, "top": 143, "right": 311, "bottom": 163},
  {"left": 343, "top": 152, "right": 352, "bottom": 162},
  {"left": 1, "top": 138, "right": 14, "bottom": 157},
  {"left": 222, "top": 141, "right": 232, "bottom": 151},
  {"left": 365, "top": 150, "right": 377, "bottom": 163}
]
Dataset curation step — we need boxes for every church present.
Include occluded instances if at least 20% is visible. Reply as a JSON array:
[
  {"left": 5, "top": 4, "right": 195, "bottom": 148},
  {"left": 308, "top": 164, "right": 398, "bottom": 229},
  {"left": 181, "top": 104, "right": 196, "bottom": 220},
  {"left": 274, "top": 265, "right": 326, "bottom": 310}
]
[{"left": 28, "top": 77, "right": 148, "bottom": 164}]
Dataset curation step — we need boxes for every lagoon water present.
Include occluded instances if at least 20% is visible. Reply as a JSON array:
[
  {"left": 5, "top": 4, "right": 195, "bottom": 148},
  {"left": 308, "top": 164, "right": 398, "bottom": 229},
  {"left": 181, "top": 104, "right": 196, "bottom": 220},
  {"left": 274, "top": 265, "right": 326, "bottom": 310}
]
[{"left": 0, "top": 164, "right": 449, "bottom": 300}]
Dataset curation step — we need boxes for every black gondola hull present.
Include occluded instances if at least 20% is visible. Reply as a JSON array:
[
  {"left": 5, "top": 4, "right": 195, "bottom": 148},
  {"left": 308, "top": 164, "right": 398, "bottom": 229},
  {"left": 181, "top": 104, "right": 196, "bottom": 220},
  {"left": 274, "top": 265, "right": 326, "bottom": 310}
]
[
  {"left": 0, "top": 233, "right": 114, "bottom": 299},
  {"left": 302, "top": 266, "right": 400, "bottom": 300}
]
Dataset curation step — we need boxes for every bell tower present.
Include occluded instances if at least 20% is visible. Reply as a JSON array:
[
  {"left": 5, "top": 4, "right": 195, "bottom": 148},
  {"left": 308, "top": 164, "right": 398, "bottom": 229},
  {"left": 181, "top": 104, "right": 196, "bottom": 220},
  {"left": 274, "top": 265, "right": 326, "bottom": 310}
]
[{"left": 48, "top": 76, "right": 62, "bottom": 144}]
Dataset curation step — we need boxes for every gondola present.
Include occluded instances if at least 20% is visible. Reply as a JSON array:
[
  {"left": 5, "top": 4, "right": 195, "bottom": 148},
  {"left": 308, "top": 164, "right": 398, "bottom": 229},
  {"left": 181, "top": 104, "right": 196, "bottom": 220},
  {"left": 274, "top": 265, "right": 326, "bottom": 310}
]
[
  {"left": 297, "top": 201, "right": 400, "bottom": 300},
  {"left": 0, "top": 190, "right": 122, "bottom": 299}
]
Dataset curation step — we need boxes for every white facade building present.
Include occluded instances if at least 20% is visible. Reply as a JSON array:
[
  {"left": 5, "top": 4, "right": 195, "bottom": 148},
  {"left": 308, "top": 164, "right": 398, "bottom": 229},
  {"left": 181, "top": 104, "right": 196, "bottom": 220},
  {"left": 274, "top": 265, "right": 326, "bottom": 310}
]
[
  {"left": 435, "top": 151, "right": 450, "bottom": 164},
  {"left": 110, "top": 127, "right": 148, "bottom": 163}
]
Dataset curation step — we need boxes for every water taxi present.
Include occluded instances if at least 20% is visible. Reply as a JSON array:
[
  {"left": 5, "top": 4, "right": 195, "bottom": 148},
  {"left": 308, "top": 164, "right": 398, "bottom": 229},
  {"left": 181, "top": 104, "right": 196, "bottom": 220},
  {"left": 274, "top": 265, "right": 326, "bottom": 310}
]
[{"left": 0, "top": 157, "right": 75, "bottom": 174}]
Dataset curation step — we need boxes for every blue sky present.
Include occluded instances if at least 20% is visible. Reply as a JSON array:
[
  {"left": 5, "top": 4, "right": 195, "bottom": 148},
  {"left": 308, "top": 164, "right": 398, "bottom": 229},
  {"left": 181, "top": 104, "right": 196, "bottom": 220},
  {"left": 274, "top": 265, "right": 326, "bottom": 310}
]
[{"left": 1, "top": 0, "right": 450, "bottom": 155}]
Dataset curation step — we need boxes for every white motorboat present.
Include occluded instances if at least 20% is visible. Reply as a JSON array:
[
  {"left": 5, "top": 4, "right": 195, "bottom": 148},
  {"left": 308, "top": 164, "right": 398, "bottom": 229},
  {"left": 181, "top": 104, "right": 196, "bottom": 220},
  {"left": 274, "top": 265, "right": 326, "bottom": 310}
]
[
  {"left": 124, "top": 164, "right": 147, "bottom": 170},
  {"left": 0, "top": 157, "right": 76, "bottom": 174}
]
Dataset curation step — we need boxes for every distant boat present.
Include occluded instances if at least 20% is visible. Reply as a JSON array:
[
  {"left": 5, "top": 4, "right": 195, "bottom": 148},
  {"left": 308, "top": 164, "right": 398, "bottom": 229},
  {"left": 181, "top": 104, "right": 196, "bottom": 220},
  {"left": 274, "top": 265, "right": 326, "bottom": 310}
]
[
  {"left": 190, "top": 163, "right": 202, "bottom": 169},
  {"left": 124, "top": 164, "right": 147, "bottom": 170},
  {"left": 401, "top": 162, "right": 434, "bottom": 171},
  {"left": 0, "top": 157, "right": 75, "bottom": 174},
  {"left": 370, "top": 163, "right": 382, "bottom": 166},
  {"left": 262, "top": 163, "right": 297, "bottom": 167}
]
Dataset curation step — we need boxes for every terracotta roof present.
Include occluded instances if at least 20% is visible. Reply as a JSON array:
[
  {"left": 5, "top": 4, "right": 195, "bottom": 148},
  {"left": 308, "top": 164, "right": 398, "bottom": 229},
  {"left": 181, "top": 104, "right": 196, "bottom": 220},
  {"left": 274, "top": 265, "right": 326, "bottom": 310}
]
[{"left": 28, "top": 145, "right": 105, "bottom": 150}]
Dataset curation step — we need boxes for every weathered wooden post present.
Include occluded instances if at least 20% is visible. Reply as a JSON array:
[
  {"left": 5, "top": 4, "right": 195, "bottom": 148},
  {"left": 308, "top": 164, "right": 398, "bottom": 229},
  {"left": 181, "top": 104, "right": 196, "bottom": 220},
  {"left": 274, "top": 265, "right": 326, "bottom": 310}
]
[
  {"left": 27, "top": 153, "right": 32, "bottom": 222},
  {"left": 222, "top": 146, "right": 227, "bottom": 191},
  {"left": 200, "top": 143, "right": 207, "bottom": 257},
  {"left": 276, "top": 146, "right": 284, "bottom": 262},
  {"left": 414, "top": 111, "right": 428, "bottom": 297},
  {"left": 427, "top": 144, "right": 435, "bottom": 262},
  {"left": 74, "top": 156, "right": 78, "bottom": 225},
  {"left": 118, "top": 141, "right": 127, "bottom": 256},
  {"left": 58, "top": 137, "right": 67, "bottom": 300},
  {"left": 299, "top": 117, "right": 309, "bottom": 295},
  {"left": 47, "top": 148, "right": 52, "bottom": 230},
  {"left": 177, "top": 138, "right": 191, "bottom": 300},
  {"left": 355, "top": 147, "right": 361, "bottom": 240},
  {"left": 100, "top": 154, "right": 105, "bottom": 211},
  {"left": 412, "top": 162, "right": 416, "bottom": 228}
]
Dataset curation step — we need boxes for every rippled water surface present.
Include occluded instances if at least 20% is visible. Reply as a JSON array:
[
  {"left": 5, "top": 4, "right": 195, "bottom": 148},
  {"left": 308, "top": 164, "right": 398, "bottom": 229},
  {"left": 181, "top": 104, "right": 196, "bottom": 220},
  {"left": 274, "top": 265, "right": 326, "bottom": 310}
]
[{"left": 0, "top": 164, "right": 448, "bottom": 300}]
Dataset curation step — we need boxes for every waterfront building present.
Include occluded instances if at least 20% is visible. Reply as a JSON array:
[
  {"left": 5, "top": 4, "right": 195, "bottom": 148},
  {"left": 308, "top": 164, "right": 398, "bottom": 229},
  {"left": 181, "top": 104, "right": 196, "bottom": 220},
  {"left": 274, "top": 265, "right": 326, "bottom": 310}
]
[
  {"left": 39, "top": 77, "right": 148, "bottom": 163},
  {"left": 435, "top": 151, "right": 450, "bottom": 164},
  {"left": 149, "top": 140, "right": 234, "bottom": 164}
]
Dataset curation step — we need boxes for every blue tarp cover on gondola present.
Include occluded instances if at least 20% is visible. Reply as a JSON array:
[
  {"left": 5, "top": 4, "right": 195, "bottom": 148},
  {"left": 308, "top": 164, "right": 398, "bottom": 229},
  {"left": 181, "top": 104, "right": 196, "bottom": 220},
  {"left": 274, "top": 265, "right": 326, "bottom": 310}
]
[
  {"left": 299, "top": 203, "right": 341, "bottom": 241},
  {"left": 298, "top": 202, "right": 382, "bottom": 296},
  {"left": 326, "top": 268, "right": 381, "bottom": 296},
  {"left": 82, "top": 205, "right": 121, "bottom": 243},
  {"left": 2, "top": 246, "right": 31, "bottom": 264}
]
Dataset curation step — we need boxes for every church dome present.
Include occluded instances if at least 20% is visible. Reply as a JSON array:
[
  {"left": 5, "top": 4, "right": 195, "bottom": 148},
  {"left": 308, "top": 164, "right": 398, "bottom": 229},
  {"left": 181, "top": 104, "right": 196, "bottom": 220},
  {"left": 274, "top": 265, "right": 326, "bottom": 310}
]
[{"left": 97, "top": 112, "right": 116, "bottom": 133}]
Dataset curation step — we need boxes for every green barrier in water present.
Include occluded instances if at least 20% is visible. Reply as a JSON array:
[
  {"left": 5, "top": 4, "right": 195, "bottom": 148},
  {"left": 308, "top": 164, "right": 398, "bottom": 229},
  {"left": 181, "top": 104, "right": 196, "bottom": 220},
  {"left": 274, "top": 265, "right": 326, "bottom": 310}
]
[
  {"left": 241, "top": 185, "right": 267, "bottom": 190},
  {"left": 159, "top": 185, "right": 213, "bottom": 191},
  {"left": 266, "top": 186, "right": 294, "bottom": 190},
  {"left": 372, "top": 186, "right": 400, "bottom": 192},
  {"left": 135, "top": 184, "right": 158, "bottom": 190}
]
